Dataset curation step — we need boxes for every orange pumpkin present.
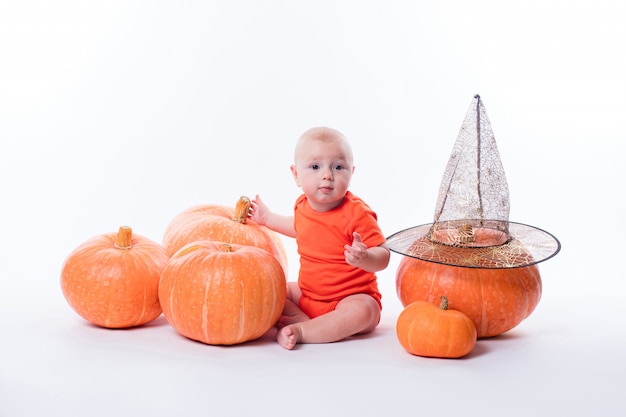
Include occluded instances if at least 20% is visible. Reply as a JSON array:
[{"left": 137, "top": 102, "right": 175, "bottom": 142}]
[
  {"left": 159, "top": 241, "right": 286, "bottom": 345},
  {"left": 162, "top": 196, "right": 288, "bottom": 276},
  {"left": 396, "top": 296, "right": 477, "bottom": 358},
  {"left": 396, "top": 256, "right": 541, "bottom": 338},
  {"left": 60, "top": 226, "right": 169, "bottom": 328}
]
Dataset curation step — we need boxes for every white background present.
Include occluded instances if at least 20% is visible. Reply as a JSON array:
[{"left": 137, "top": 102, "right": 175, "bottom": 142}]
[{"left": 1, "top": 1, "right": 625, "bottom": 415}]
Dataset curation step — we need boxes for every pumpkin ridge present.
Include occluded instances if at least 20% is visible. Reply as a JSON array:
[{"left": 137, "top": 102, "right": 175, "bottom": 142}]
[
  {"left": 137, "top": 285, "right": 148, "bottom": 327},
  {"left": 478, "top": 273, "right": 488, "bottom": 336},
  {"left": 512, "top": 267, "right": 530, "bottom": 321},
  {"left": 407, "top": 313, "right": 420, "bottom": 354},
  {"left": 237, "top": 279, "right": 246, "bottom": 342},
  {"left": 106, "top": 249, "right": 129, "bottom": 327},
  {"left": 201, "top": 260, "right": 213, "bottom": 343},
  {"left": 445, "top": 316, "right": 455, "bottom": 357},
  {"left": 521, "top": 265, "right": 541, "bottom": 319},
  {"left": 427, "top": 270, "right": 438, "bottom": 306},
  {"left": 129, "top": 252, "right": 157, "bottom": 326},
  {"left": 103, "top": 264, "right": 116, "bottom": 328}
]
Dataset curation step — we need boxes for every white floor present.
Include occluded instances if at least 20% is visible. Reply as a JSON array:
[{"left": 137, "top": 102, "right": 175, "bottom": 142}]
[
  {"left": 2, "top": 1, "right": 626, "bottom": 416},
  {"left": 2, "top": 259, "right": 625, "bottom": 416}
]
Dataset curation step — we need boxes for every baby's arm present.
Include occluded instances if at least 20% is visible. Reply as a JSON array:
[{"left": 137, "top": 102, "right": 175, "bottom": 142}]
[
  {"left": 249, "top": 194, "right": 296, "bottom": 238},
  {"left": 344, "top": 232, "right": 390, "bottom": 272}
]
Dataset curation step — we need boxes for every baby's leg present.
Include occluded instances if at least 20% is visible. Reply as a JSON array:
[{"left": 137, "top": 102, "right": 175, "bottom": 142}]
[
  {"left": 276, "top": 282, "right": 309, "bottom": 328},
  {"left": 276, "top": 293, "right": 380, "bottom": 350},
  {"left": 277, "top": 299, "right": 309, "bottom": 328}
]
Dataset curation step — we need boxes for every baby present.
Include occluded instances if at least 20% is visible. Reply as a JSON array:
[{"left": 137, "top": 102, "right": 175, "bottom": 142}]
[{"left": 249, "top": 126, "right": 390, "bottom": 349}]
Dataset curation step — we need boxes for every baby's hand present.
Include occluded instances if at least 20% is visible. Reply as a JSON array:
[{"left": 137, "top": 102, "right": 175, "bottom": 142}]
[
  {"left": 344, "top": 232, "right": 368, "bottom": 267},
  {"left": 248, "top": 194, "right": 269, "bottom": 226}
]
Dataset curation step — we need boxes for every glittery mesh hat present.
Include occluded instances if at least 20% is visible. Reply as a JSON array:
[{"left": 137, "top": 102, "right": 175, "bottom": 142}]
[{"left": 386, "top": 95, "right": 560, "bottom": 268}]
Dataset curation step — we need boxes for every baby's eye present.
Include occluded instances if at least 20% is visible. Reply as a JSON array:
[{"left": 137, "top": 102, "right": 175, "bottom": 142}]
[
  {"left": 310, "top": 164, "right": 320, "bottom": 170},
  {"left": 333, "top": 164, "right": 344, "bottom": 170}
]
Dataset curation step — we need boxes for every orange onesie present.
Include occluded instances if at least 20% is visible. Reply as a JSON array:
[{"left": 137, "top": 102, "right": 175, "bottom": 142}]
[{"left": 294, "top": 191, "right": 386, "bottom": 318}]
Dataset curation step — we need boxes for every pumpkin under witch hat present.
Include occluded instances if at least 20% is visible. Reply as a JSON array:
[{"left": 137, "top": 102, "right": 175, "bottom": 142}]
[{"left": 386, "top": 95, "right": 560, "bottom": 268}]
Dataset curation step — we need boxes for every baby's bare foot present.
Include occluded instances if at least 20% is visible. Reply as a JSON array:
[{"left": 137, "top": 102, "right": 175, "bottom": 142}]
[{"left": 277, "top": 324, "right": 301, "bottom": 350}]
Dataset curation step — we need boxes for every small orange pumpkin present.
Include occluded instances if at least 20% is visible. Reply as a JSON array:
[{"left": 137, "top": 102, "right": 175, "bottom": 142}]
[
  {"left": 397, "top": 256, "right": 541, "bottom": 338},
  {"left": 60, "top": 226, "right": 169, "bottom": 328},
  {"left": 159, "top": 241, "right": 286, "bottom": 345},
  {"left": 396, "top": 296, "right": 477, "bottom": 358},
  {"left": 162, "top": 196, "right": 288, "bottom": 277}
]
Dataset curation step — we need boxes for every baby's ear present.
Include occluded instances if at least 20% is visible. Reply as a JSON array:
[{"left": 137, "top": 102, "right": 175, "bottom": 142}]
[{"left": 290, "top": 165, "right": 301, "bottom": 186}]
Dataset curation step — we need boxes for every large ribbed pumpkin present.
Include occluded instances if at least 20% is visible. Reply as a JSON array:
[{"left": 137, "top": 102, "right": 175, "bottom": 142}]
[
  {"left": 159, "top": 241, "right": 286, "bottom": 345},
  {"left": 61, "top": 226, "right": 169, "bottom": 328},
  {"left": 396, "top": 257, "right": 541, "bottom": 338},
  {"left": 162, "top": 196, "right": 288, "bottom": 277}
]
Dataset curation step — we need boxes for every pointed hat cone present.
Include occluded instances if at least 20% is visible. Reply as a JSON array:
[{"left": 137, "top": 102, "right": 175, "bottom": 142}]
[{"left": 386, "top": 95, "right": 560, "bottom": 268}]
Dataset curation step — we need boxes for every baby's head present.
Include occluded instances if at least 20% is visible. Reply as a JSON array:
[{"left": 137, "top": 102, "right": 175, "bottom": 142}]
[
  {"left": 293, "top": 127, "right": 354, "bottom": 168},
  {"left": 291, "top": 127, "right": 355, "bottom": 212}
]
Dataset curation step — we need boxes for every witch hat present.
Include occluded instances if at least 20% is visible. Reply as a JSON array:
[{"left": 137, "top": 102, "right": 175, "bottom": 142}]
[{"left": 386, "top": 95, "right": 560, "bottom": 268}]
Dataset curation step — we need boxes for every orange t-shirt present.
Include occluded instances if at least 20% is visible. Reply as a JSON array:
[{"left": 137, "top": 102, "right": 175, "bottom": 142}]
[{"left": 294, "top": 191, "right": 386, "bottom": 305}]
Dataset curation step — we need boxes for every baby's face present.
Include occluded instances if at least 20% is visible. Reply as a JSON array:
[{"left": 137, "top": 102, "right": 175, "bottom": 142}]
[{"left": 291, "top": 135, "right": 354, "bottom": 212}]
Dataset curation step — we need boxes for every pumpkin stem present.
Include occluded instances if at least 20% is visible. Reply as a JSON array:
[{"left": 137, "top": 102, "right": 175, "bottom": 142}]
[
  {"left": 220, "top": 243, "right": 233, "bottom": 252},
  {"left": 114, "top": 226, "right": 133, "bottom": 250},
  {"left": 439, "top": 295, "right": 449, "bottom": 311},
  {"left": 232, "top": 196, "right": 251, "bottom": 224}
]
